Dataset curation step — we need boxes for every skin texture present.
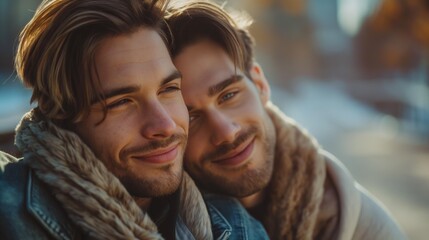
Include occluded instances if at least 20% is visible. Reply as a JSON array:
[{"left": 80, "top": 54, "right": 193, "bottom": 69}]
[
  {"left": 174, "top": 40, "right": 276, "bottom": 205},
  {"left": 73, "top": 28, "right": 189, "bottom": 206}
]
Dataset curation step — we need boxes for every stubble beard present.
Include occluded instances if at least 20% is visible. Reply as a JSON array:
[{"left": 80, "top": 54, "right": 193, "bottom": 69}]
[
  {"left": 120, "top": 163, "right": 183, "bottom": 198},
  {"left": 115, "top": 134, "right": 187, "bottom": 198},
  {"left": 192, "top": 123, "right": 276, "bottom": 198}
]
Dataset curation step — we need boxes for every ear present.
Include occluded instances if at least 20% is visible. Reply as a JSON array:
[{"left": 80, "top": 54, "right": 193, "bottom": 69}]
[{"left": 249, "top": 62, "right": 270, "bottom": 105}]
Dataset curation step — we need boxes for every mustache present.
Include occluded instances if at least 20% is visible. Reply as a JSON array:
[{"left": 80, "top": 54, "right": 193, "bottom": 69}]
[
  {"left": 121, "top": 134, "right": 187, "bottom": 159},
  {"left": 201, "top": 126, "right": 258, "bottom": 162}
]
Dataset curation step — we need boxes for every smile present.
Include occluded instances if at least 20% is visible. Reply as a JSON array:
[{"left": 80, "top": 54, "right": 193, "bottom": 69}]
[
  {"left": 212, "top": 137, "right": 255, "bottom": 167},
  {"left": 132, "top": 143, "right": 180, "bottom": 165}
]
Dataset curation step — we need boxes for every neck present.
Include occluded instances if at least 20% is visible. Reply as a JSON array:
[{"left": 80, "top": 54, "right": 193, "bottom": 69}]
[
  {"left": 133, "top": 196, "right": 152, "bottom": 210},
  {"left": 239, "top": 189, "right": 266, "bottom": 209}
]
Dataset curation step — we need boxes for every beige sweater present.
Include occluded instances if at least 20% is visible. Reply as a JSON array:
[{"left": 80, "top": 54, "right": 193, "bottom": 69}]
[
  {"left": 324, "top": 151, "right": 407, "bottom": 240},
  {"left": 263, "top": 102, "right": 407, "bottom": 240}
]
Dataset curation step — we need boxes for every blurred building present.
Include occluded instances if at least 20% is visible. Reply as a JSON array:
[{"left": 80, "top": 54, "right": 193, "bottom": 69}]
[
  {"left": 354, "top": 0, "right": 429, "bottom": 139},
  {"left": 225, "top": 0, "right": 429, "bottom": 141}
]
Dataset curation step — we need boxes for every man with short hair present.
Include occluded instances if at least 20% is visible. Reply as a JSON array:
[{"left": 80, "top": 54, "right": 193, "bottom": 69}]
[
  {"left": 166, "top": 1, "right": 407, "bottom": 239},
  {"left": 0, "top": 0, "right": 268, "bottom": 239}
]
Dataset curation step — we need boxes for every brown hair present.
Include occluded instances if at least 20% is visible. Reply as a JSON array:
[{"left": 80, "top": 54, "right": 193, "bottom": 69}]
[
  {"left": 166, "top": 0, "right": 255, "bottom": 76},
  {"left": 15, "top": 0, "right": 169, "bottom": 124}
]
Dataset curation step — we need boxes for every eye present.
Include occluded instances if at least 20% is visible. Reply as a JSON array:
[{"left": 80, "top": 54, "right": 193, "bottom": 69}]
[
  {"left": 159, "top": 83, "right": 181, "bottom": 94},
  {"left": 107, "top": 98, "right": 131, "bottom": 110},
  {"left": 219, "top": 91, "right": 238, "bottom": 104},
  {"left": 165, "top": 86, "right": 181, "bottom": 92},
  {"left": 189, "top": 114, "right": 198, "bottom": 123}
]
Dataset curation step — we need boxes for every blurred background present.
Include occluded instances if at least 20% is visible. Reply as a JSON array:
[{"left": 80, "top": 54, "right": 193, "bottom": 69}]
[{"left": 1, "top": 0, "right": 428, "bottom": 239}]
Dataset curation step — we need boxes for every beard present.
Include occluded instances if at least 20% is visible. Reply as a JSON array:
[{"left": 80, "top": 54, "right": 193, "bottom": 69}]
[
  {"left": 119, "top": 164, "right": 183, "bottom": 198},
  {"left": 187, "top": 122, "right": 276, "bottom": 198},
  {"left": 113, "top": 133, "right": 187, "bottom": 198},
  {"left": 203, "top": 157, "right": 273, "bottom": 197}
]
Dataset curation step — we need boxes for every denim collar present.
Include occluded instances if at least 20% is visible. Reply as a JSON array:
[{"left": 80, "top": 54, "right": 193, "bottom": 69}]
[
  {"left": 206, "top": 202, "right": 232, "bottom": 240},
  {"left": 26, "top": 169, "right": 80, "bottom": 240}
]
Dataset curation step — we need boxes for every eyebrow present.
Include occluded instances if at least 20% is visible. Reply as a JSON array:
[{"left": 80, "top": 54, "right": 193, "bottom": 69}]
[
  {"left": 208, "top": 75, "right": 243, "bottom": 97},
  {"left": 161, "top": 70, "right": 182, "bottom": 86},
  {"left": 94, "top": 70, "right": 182, "bottom": 103},
  {"left": 187, "top": 75, "right": 243, "bottom": 112}
]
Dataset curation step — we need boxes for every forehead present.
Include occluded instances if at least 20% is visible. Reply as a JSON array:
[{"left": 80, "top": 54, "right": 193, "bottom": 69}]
[
  {"left": 95, "top": 28, "right": 175, "bottom": 90},
  {"left": 174, "top": 40, "right": 238, "bottom": 96}
]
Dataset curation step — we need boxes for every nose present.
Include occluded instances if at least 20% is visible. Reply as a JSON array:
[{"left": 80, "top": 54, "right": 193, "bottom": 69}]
[
  {"left": 140, "top": 100, "right": 177, "bottom": 139},
  {"left": 208, "top": 110, "right": 240, "bottom": 146}
]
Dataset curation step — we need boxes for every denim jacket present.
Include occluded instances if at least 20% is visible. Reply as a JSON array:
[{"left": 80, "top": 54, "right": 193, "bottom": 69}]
[
  {"left": 203, "top": 194, "right": 269, "bottom": 240},
  {"left": 0, "top": 152, "right": 268, "bottom": 240},
  {"left": 0, "top": 154, "right": 82, "bottom": 240}
]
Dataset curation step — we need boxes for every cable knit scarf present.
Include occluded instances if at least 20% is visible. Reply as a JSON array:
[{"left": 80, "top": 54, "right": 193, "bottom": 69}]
[
  {"left": 15, "top": 109, "right": 213, "bottom": 240},
  {"left": 262, "top": 103, "right": 327, "bottom": 240}
]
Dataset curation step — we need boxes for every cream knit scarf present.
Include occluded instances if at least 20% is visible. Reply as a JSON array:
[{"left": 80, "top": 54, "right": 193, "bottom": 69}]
[
  {"left": 262, "top": 103, "right": 327, "bottom": 240},
  {"left": 15, "top": 109, "right": 213, "bottom": 240}
]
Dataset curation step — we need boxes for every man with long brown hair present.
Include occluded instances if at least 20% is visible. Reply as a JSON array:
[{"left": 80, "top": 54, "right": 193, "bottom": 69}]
[
  {"left": 166, "top": 1, "right": 407, "bottom": 239},
  {"left": 0, "top": 0, "right": 269, "bottom": 239}
]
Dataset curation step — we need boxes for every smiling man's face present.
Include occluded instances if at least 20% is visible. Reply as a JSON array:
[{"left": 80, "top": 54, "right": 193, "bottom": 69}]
[
  {"left": 174, "top": 39, "right": 275, "bottom": 197},
  {"left": 73, "top": 27, "right": 188, "bottom": 198}
]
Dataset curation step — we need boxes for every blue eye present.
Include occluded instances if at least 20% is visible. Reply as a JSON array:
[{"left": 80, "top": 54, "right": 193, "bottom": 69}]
[{"left": 220, "top": 91, "right": 237, "bottom": 103}]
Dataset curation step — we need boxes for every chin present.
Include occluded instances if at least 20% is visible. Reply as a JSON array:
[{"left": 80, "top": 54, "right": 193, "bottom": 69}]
[{"left": 122, "top": 169, "right": 183, "bottom": 198}]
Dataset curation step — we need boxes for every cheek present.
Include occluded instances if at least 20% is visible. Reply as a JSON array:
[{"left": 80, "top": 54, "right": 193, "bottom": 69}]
[
  {"left": 83, "top": 118, "right": 133, "bottom": 158},
  {"left": 184, "top": 153, "right": 203, "bottom": 178},
  {"left": 166, "top": 98, "right": 189, "bottom": 130},
  {"left": 241, "top": 93, "right": 267, "bottom": 120},
  {"left": 92, "top": 128, "right": 117, "bottom": 156},
  {"left": 184, "top": 132, "right": 206, "bottom": 168},
  {"left": 184, "top": 135, "right": 199, "bottom": 160}
]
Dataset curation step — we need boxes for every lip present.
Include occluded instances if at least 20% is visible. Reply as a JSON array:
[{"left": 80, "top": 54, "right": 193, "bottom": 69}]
[
  {"left": 212, "top": 138, "right": 255, "bottom": 167},
  {"left": 132, "top": 143, "right": 180, "bottom": 164}
]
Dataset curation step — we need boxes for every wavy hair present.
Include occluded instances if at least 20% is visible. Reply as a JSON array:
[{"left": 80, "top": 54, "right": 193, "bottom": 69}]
[
  {"left": 166, "top": 0, "right": 255, "bottom": 76},
  {"left": 15, "top": 0, "right": 169, "bottom": 125}
]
